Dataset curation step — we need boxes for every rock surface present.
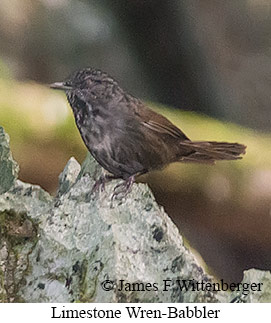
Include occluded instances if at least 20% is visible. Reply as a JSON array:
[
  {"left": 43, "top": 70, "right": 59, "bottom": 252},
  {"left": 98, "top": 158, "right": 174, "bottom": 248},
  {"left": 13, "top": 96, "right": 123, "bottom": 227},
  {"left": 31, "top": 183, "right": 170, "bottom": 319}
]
[
  {"left": 0, "top": 127, "right": 18, "bottom": 195},
  {"left": 0, "top": 126, "right": 269, "bottom": 302}
]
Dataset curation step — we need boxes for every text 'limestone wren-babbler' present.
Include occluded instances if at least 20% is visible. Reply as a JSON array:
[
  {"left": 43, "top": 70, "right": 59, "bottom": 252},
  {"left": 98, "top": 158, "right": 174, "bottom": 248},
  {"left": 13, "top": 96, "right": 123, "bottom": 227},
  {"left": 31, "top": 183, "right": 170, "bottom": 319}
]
[{"left": 50, "top": 68, "right": 246, "bottom": 198}]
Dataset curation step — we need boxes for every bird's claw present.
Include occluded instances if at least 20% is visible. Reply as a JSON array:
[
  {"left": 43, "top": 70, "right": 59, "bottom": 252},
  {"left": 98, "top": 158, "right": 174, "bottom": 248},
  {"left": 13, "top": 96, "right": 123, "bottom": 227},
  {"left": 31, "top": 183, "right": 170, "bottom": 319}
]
[
  {"left": 91, "top": 176, "right": 106, "bottom": 195},
  {"left": 111, "top": 176, "right": 135, "bottom": 201}
]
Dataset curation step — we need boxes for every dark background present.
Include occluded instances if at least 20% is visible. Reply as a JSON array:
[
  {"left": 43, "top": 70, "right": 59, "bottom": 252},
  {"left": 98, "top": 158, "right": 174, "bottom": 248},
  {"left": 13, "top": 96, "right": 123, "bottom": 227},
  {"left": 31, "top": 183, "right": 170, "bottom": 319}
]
[{"left": 0, "top": 0, "right": 270, "bottom": 283}]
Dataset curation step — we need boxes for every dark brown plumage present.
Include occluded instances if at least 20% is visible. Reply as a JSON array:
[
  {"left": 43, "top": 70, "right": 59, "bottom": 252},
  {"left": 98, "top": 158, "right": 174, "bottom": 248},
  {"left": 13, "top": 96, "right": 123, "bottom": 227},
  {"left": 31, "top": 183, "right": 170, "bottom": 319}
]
[{"left": 50, "top": 68, "right": 246, "bottom": 197}]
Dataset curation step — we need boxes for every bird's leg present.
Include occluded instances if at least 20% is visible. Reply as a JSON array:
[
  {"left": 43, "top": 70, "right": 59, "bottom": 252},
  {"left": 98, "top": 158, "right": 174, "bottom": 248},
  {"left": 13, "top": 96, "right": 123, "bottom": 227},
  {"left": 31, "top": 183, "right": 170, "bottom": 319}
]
[
  {"left": 91, "top": 172, "right": 117, "bottom": 194},
  {"left": 111, "top": 176, "right": 135, "bottom": 200}
]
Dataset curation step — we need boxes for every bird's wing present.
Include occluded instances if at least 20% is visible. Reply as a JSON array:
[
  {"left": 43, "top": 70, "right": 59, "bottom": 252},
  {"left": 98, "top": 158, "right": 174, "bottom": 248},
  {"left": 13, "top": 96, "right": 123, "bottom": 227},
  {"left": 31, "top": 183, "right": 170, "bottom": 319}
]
[{"left": 133, "top": 103, "right": 190, "bottom": 141}]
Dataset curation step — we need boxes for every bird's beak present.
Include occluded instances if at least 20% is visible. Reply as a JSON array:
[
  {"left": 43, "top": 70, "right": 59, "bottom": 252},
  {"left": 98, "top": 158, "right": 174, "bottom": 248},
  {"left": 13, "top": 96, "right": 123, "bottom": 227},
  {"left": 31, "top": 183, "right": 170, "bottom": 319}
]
[{"left": 50, "top": 82, "right": 72, "bottom": 91}]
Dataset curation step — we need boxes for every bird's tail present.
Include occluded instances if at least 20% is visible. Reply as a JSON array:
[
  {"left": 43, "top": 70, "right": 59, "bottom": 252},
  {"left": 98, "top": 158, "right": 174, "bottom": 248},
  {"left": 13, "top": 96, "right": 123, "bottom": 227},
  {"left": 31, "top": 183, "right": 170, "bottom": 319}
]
[{"left": 179, "top": 141, "right": 246, "bottom": 164}]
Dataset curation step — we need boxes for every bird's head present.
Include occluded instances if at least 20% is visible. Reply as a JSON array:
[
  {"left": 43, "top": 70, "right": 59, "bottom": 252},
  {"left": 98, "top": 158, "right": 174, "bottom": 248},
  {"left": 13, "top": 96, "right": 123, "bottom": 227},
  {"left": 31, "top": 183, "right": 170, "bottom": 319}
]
[{"left": 50, "top": 68, "right": 117, "bottom": 92}]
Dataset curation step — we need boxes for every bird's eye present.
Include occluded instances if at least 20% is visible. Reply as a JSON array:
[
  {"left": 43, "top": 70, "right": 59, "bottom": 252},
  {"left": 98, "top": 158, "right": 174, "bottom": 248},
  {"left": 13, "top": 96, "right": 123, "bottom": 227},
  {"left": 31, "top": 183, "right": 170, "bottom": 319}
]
[{"left": 76, "top": 97, "right": 87, "bottom": 110}]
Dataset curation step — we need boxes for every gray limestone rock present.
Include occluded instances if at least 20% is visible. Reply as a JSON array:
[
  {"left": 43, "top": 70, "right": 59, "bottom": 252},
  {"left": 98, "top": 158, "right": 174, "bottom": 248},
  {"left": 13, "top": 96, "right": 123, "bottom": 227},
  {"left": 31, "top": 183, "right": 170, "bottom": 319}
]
[
  {"left": 0, "top": 126, "right": 270, "bottom": 303},
  {"left": 0, "top": 127, "right": 18, "bottom": 194},
  {"left": 230, "top": 269, "right": 271, "bottom": 303}
]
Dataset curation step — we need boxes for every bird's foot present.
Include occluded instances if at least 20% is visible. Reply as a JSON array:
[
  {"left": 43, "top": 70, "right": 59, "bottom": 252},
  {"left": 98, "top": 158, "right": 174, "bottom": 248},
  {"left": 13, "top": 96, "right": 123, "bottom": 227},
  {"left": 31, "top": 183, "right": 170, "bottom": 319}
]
[
  {"left": 91, "top": 174, "right": 116, "bottom": 195},
  {"left": 91, "top": 176, "right": 106, "bottom": 194},
  {"left": 111, "top": 176, "right": 135, "bottom": 201}
]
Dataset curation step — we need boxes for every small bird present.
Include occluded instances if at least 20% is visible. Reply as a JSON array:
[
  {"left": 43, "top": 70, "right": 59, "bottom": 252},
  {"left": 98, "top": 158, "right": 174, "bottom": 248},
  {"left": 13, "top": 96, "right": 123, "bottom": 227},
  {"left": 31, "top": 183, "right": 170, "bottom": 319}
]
[{"left": 50, "top": 68, "right": 246, "bottom": 198}]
